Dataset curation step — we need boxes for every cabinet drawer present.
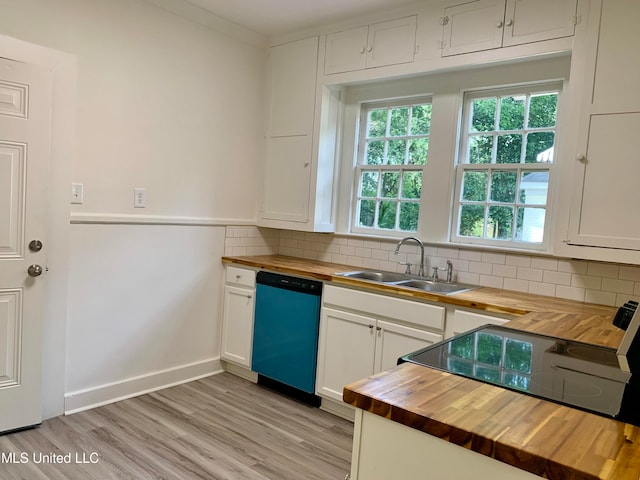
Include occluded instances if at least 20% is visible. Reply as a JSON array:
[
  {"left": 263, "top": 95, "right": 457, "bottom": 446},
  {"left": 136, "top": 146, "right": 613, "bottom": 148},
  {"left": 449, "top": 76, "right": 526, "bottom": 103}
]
[
  {"left": 447, "top": 309, "right": 510, "bottom": 338},
  {"left": 323, "top": 285, "right": 444, "bottom": 331},
  {"left": 225, "top": 266, "right": 256, "bottom": 288}
]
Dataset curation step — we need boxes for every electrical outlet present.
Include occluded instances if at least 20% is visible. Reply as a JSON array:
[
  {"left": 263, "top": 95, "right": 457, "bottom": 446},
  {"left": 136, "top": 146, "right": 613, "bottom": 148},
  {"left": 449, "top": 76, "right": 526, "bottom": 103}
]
[
  {"left": 134, "top": 188, "right": 146, "bottom": 208},
  {"left": 71, "top": 183, "right": 83, "bottom": 204}
]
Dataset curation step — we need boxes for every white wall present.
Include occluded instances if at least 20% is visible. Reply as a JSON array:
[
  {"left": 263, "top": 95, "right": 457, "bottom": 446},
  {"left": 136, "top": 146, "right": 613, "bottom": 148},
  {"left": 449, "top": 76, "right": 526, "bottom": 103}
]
[
  {"left": 64, "top": 224, "right": 226, "bottom": 412},
  {"left": 0, "top": 0, "right": 265, "bottom": 416}
]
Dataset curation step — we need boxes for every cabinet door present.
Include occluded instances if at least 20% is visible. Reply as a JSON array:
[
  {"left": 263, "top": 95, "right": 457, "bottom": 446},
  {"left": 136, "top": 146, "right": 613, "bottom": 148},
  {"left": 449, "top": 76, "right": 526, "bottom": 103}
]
[
  {"left": 567, "top": 113, "right": 640, "bottom": 250},
  {"left": 268, "top": 36, "right": 318, "bottom": 137},
  {"left": 375, "top": 321, "right": 443, "bottom": 373},
  {"left": 261, "top": 135, "right": 312, "bottom": 223},
  {"left": 366, "top": 16, "right": 417, "bottom": 69},
  {"left": 221, "top": 285, "right": 255, "bottom": 368},
  {"left": 591, "top": 1, "right": 640, "bottom": 113},
  {"left": 502, "top": 0, "right": 577, "bottom": 47},
  {"left": 324, "top": 26, "right": 368, "bottom": 74},
  {"left": 441, "top": 0, "right": 506, "bottom": 57},
  {"left": 316, "top": 307, "right": 376, "bottom": 402}
]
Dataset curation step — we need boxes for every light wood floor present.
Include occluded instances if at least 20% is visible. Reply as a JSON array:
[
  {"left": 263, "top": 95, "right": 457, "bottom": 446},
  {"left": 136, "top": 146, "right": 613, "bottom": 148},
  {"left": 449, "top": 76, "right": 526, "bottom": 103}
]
[{"left": 0, "top": 373, "right": 353, "bottom": 479}]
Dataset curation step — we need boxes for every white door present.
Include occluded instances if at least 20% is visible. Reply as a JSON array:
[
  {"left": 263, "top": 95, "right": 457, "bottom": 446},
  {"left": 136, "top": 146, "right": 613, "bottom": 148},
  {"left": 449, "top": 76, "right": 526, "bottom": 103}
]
[{"left": 0, "top": 57, "right": 50, "bottom": 432}]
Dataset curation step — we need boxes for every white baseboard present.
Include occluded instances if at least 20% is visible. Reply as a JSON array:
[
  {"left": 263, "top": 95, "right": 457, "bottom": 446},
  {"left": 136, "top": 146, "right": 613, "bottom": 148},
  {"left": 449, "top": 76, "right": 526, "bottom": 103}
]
[
  {"left": 64, "top": 358, "right": 223, "bottom": 414},
  {"left": 320, "top": 397, "right": 355, "bottom": 422},
  {"left": 220, "top": 360, "right": 258, "bottom": 383}
]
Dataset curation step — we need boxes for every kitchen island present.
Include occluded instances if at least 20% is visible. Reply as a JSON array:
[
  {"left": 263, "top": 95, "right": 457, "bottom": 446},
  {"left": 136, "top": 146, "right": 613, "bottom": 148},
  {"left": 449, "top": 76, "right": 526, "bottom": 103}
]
[{"left": 344, "top": 312, "right": 640, "bottom": 480}]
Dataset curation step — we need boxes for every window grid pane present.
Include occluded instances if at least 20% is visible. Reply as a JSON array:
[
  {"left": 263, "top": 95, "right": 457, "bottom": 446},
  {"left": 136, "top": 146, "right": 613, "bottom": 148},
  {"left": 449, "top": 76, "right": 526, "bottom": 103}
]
[
  {"left": 356, "top": 100, "right": 431, "bottom": 234},
  {"left": 457, "top": 86, "right": 558, "bottom": 245}
]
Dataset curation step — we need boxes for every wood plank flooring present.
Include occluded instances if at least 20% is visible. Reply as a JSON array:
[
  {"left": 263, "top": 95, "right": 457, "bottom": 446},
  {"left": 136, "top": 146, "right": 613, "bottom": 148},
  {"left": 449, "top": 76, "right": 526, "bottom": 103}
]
[{"left": 0, "top": 373, "right": 353, "bottom": 480}]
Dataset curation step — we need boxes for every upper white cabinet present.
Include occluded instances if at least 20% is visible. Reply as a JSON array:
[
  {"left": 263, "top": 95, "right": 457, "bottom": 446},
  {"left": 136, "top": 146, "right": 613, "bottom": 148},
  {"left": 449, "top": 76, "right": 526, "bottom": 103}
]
[
  {"left": 324, "top": 16, "right": 417, "bottom": 74},
  {"left": 441, "top": 0, "right": 578, "bottom": 56},
  {"left": 563, "top": 1, "right": 640, "bottom": 254},
  {"left": 259, "top": 37, "right": 339, "bottom": 232}
]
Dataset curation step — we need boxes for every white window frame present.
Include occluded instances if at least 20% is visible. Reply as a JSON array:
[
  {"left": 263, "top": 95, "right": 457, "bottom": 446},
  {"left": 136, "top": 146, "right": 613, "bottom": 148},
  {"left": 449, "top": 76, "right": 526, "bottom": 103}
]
[
  {"left": 351, "top": 97, "right": 432, "bottom": 237},
  {"left": 451, "top": 82, "right": 563, "bottom": 250}
]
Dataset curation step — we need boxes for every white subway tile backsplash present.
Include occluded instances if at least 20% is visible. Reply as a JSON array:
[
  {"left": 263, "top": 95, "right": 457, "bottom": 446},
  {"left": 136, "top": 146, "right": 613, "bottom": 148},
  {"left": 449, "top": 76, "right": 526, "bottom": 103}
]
[
  {"left": 531, "top": 257, "right": 559, "bottom": 271},
  {"left": 517, "top": 267, "right": 543, "bottom": 282},
  {"left": 619, "top": 266, "right": 640, "bottom": 282},
  {"left": 469, "top": 261, "right": 493, "bottom": 275},
  {"left": 601, "top": 278, "right": 634, "bottom": 295},
  {"left": 459, "top": 250, "right": 482, "bottom": 262},
  {"left": 585, "top": 290, "right": 617, "bottom": 306},
  {"left": 508, "top": 278, "right": 530, "bottom": 293},
  {"left": 542, "top": 270, "right": 571, "bottom": 286},
  {"left": 492, "top": 264, "right": 517, "bottom": 278},
  {"left": 557, "top": 259, "right": 588, "bottom": 275},
  {"left": 437, "top": 247, "right": 460, "bottom": 259},
  {"left": 482, "top": 252, "right": 506, "bottom": 264},
  {"left": 506, "top": 254, "right": 531, "bottom": 268},
  {"left": 571, "top": 274, "right": 602, "bottom": 290},
  {"left": 529, "top": 281, "right": 556, "bottom": 297},
  {"left": 556, "top": 285, "right": 586, "bottom": 302},
  {"left": 479, "top": 275, "right": 504, "bottom": 288},
  {"left": 587, "top": 262, "right": 619, "bottom": 279},
  {"left": 225, "top": 228, "right": 640, "bottom": 307}
]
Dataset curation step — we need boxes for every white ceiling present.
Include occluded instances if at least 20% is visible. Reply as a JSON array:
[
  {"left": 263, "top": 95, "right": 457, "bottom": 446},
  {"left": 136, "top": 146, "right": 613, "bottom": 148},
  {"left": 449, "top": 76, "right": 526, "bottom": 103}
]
[{"left": 182, "top": 0, "right": 420, "bottom": 36}]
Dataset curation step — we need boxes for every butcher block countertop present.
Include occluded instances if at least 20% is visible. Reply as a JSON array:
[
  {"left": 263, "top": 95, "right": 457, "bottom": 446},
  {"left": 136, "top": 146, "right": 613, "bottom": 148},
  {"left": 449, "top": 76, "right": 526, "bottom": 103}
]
[
  {"left": 222, "top": 255, "right": 639, "bottom": 479},
  {"left": 221, "top": 255, "right": 616, "bottom": 317}
]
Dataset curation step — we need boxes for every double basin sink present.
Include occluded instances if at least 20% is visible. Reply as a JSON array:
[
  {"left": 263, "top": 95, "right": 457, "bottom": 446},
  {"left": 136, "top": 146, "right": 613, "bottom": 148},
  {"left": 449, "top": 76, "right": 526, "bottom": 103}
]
[{"left": 334, "top": 270, "right": 479, "bottom": 295}]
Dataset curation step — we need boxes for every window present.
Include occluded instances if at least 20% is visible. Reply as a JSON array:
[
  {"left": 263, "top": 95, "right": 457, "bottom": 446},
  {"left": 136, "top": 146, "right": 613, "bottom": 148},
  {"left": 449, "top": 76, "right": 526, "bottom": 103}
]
[
  {"left": 453, "top": 84, "right": 560, "bottom": 248},
  {"left": 352, "top": 98, "right": 432, "bottom": 235}
]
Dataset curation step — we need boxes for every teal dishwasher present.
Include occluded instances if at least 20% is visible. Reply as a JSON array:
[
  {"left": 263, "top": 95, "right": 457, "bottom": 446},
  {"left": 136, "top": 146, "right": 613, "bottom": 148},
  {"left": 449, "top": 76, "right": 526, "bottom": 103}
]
[{"left": 252, "top": 271, "right": 322, "bottom": 403}]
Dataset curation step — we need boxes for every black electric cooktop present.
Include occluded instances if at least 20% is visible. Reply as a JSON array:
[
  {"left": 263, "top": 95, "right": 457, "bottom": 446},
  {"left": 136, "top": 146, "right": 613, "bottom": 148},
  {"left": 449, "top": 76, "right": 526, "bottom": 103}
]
[{"left": 399, "top": 325, "right": 640, "bottom": 425}]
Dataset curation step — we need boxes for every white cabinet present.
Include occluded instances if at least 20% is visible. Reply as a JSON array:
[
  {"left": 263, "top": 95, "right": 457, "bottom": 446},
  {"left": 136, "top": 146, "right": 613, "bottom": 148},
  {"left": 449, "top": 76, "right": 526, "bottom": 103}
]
[
  {"left": 259, "top": 36, "right": 340, "bottom": 232},
  {"left": 564, "top": 1, "right": 640, "bottom": 254},
  {"left": 324, "top": 16, "right": 417, "bottom": 74},
  {"left": 316, "top": 285, "right": 444, "bottom": 402},
  {"left": 441, "top": 0, "right": 577, "bottom": 57},
  {"left": 445, "top": 308, "right": 512, "bottom": 339},
  {"left": 350, "top": 410, "right": 541, "bottom": 480},
  {"left": 221, "top": 266, "right": 255, "bottom": 368}
]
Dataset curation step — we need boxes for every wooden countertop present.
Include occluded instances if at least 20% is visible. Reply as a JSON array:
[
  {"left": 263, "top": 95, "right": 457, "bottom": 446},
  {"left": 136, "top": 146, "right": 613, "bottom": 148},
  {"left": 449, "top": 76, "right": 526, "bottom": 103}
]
[
  {"left": 222, "top": 255, "right": 616, "bottom": 317},
  {"left": 222, "top": 254, "right": 639, "bottom": 480},
  {"left": 344, "top": 362, "right": 640, "bottom": 480}
]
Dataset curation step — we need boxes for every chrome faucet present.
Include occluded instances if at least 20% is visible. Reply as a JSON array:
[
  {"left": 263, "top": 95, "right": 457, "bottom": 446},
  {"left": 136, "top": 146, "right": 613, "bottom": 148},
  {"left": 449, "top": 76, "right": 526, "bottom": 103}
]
[
  {"left": 394, "top": 236, "right": 425, "bottom": 277},
  {"left": 431, "top": 260, "right": 454, "bottom": 283}
]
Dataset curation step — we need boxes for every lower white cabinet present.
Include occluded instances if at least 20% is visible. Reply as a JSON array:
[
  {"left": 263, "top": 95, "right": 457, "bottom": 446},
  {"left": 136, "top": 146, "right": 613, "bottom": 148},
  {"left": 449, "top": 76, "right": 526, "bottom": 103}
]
[
  {"left": 350, "top": 410, "right": 540, "bottom": 480},
  {"left": 445, "top": 308, "right": 512, "bottom": 339},
  {"left": 220, "top": 266, "right": 256, "bottom": 368},
  {"left": 316, "top": 285, "right": 444, "bottom": 402}
]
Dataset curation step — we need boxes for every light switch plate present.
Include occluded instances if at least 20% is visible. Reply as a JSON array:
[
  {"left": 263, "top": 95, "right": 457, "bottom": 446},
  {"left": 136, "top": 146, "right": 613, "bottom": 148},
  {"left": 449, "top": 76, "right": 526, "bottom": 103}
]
[{"left": 71, "top": 183, "right": 83, "bottom": 204}]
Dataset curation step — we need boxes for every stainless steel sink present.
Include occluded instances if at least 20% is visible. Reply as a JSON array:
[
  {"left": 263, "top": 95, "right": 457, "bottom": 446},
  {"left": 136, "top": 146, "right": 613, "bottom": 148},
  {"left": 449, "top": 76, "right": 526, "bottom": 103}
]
[
  {"left": 394, "top": 279, "right": 478, "bottom": 295},
  {"left": 334, "top": 270, "right": 479, "bottom": 295},
  {"left": 336, "top": 270, "right": 410, "bottom": 283}
]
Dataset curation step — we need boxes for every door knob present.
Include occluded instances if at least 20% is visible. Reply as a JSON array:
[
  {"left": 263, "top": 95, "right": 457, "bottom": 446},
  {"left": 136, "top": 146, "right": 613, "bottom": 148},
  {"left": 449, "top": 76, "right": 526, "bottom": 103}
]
[
  {"left": 27, "top": 265, "right": 43, "bottom": 277},
  {"left": 29, "top": 240, "right": 43, "bottom": 252}
]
